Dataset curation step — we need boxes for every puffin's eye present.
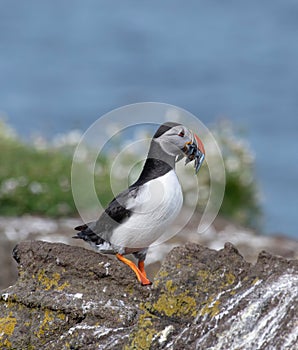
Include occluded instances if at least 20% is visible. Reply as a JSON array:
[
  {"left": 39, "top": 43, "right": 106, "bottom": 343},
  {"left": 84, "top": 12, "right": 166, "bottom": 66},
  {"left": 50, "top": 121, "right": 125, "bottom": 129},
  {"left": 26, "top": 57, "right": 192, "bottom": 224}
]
[{"left": 178, "top": 130, "right": 185, "bottom": 137}]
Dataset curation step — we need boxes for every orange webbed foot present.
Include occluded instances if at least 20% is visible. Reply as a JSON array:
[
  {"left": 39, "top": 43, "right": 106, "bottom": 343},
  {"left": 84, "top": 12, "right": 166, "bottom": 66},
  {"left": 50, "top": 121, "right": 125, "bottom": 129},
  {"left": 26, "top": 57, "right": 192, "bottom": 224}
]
[{"left": 116, "top": 254, "right": 152, "bottom": 286}]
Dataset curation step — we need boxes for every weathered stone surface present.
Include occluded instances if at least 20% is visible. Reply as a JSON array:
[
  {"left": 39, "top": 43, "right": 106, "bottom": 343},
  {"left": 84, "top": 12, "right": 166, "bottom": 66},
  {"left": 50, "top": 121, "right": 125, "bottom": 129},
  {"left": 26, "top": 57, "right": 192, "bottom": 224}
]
[
  {"left": 0, "top": 241, "right": 150, "bottom": 349},
  {"left": 132, "top": 243, "right": 298, "bottom": 349},
  {"left": 0, "top": 240, "right": 297, "bottom": 349}
]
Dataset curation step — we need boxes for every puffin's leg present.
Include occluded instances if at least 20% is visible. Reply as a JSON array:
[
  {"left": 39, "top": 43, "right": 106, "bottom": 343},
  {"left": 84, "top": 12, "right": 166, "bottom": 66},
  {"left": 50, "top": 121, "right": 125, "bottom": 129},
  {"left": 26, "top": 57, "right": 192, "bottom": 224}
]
[
  {"left": 116, "top": 253, "right": 152, "bottom": 286},
  {"left": 133, "top": 249, "right": 148, "bottom": 278},
  {"left": 138, "top": 260, "right": 147, "bottom": 278}
]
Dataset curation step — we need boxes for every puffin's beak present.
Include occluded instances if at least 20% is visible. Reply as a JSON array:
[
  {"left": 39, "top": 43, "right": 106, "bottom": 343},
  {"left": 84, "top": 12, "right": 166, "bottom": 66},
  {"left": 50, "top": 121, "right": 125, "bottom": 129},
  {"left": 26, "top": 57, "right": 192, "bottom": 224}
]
[{"left": 183, "top": 132, "right": 205, "bottom": 174}]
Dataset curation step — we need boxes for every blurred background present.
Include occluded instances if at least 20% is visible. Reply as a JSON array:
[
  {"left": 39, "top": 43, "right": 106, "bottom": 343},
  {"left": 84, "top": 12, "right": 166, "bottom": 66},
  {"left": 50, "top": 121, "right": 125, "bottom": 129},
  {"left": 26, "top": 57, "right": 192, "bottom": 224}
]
[{"left": 1, "top": 1, "right": 298, "bottom": 288}]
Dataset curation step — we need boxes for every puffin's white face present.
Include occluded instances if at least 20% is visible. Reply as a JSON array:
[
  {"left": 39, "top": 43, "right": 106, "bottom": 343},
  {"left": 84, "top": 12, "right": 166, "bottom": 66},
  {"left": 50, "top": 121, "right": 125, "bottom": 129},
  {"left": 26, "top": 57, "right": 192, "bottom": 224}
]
[
  {"left": 154, "top": 123, "right": 205, "bottom": 173},
  {"left": 155, "top": 125, "right": 192, "bottom": 155}
]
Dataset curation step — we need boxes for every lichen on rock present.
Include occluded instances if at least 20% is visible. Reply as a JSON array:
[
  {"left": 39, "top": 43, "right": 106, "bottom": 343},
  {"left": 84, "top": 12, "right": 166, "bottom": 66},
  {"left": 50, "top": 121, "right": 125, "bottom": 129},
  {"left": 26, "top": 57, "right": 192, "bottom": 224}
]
[{"left": 0, "top": 240, "right": 297, "bottom": 349}]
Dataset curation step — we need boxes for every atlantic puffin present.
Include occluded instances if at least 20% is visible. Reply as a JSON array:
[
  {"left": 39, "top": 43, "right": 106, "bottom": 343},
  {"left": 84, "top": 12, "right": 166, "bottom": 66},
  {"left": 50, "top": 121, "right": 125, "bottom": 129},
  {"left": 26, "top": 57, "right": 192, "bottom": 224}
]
[{"left": 73, "top": 122, "right": 205, "bottom": 285}]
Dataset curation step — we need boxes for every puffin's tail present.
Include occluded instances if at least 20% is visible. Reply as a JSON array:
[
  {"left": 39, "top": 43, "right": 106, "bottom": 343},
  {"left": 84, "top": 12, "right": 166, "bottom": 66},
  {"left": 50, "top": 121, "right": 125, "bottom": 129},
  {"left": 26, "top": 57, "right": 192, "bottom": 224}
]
[{"left": 73, "top": 222, "right": 105, "bottom": 246}]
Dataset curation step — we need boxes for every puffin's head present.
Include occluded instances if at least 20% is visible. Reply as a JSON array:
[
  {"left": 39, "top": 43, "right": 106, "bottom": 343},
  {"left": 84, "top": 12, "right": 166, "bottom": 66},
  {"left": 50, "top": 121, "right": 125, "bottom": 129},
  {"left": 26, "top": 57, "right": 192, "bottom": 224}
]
[{"left": 153, "top": 122, "right": 205, "bottom": 173}]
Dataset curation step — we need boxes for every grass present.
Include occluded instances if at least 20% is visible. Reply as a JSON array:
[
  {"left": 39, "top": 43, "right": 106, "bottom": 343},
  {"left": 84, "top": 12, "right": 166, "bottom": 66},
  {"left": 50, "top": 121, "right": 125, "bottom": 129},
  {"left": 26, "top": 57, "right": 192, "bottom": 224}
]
[
  {"left": 0, "top": 119, "right": 262, "bottom": 228},
  {"left": 0, "top": 136, "right": 74, "bottom": 216}
]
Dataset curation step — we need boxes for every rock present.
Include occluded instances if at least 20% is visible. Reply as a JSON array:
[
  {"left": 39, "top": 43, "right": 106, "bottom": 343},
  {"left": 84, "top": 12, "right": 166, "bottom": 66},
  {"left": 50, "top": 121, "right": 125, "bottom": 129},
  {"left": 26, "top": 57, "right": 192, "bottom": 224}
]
[
  {"left": 137, "top": 243, "right": 298, "bottom": 350},
  {"left": 0, "top": 240, "right": 297, "bottom": 349},
  {"left": 2, "top": 213, "right": 298, "bottom": 291},
  {"left": 0, "top": 241, "right": 149, "bottom": 349}
]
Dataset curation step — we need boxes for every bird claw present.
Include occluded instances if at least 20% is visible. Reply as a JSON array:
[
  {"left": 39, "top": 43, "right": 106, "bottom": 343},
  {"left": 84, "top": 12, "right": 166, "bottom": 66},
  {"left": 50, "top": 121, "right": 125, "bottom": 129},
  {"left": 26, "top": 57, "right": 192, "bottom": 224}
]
[{"left": 141, "top": 279, "right": 152, "bottom": 286}]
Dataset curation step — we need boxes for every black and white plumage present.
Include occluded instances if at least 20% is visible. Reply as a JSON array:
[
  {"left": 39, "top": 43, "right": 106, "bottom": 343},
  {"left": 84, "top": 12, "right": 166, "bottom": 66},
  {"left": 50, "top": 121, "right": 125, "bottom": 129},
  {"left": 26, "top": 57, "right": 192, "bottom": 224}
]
[{"left": 74, "top": 122, "right": 205, "bottom": 285}]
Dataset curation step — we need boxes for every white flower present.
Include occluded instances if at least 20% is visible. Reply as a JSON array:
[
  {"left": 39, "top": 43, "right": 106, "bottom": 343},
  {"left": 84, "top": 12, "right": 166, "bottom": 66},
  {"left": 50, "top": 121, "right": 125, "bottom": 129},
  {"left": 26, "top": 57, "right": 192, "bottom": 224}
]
[
  {"left": 0, "top": 178, "right": 19, "bottom": 194},
  {"left": 29, "top": 181, "right": 46, "bottom": 194}
]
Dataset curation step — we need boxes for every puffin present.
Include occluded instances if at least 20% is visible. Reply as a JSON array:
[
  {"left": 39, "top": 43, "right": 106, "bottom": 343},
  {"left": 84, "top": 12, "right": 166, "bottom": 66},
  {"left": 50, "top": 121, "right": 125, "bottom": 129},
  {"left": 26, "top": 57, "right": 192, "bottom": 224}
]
[{"left": 73, "top": 122, "right": 205, "bottom": 285}]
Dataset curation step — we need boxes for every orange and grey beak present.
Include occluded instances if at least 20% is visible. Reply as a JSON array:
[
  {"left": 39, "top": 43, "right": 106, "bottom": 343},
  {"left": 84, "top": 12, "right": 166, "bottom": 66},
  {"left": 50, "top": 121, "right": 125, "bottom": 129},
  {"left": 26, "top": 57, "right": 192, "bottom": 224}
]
[{"left": 184, "top": 132, "right": 205, "bottom": 174}]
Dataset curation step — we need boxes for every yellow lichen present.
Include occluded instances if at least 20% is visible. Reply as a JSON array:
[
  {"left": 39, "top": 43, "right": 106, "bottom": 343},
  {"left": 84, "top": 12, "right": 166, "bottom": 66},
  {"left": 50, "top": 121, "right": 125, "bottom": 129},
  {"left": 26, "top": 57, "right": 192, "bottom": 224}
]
[
  {"left": 223, "top": 272, "right": 236, "bottom": 286},
  {"left": 27, "top": 344, "right": 36, "bottom": 350},
  {"left": 36, "top": 309, "right": 54, "bottom": 338},
  {"left": 200, "top": 297, "right": 221, "bottom": 317},
  {"left": 153, "top": 291, "right": 197, "bottom": 318},
  {"left": 57, "top": 281, "right": 70, "bottom": 291},
  {"left": 153, "top": 270, "right": 169, "bottom": 288},
  {"left": 37, "top": 269, "right": 70, "bottom": 291},
  {"left": 64, "top": 341, "right": 71, "bottom": 349},
  {"left": 57, "top": 312, "right": 66, "bottom": 321},
  {"left": 165, "top": 280, "right": 177, "bottom": 293},
  {"left": 127, "top": 309, "right": 156, "bottom": 350},
  {"left": 153, "top": 279, "right": 160, "bottom": 287},
  {"left": 156, "top": 270, "right": 169, "bottom": 278},
  {"left": 0, "top": 312, "right": 17, "bottom": 348},
  {"left": 0, "top": 312, "right": 17, "bottom": 336},
  {"left": 1, "top": 339, "right": 12, "bottom": 348},
  {"left": 196, "top": 270, "right": 212, "bottom": 293},
  {"left": 34, "top": 308, "right": 66, "bottom": 340},
  {"left": 252, "top": 277, "right": 260, "bottom": 285},
  {"left": 125, "top": 285, "right": 135, "bottom": 295},
  {"left": 196, "top": 269, "right": 209, "bottom": 280}
]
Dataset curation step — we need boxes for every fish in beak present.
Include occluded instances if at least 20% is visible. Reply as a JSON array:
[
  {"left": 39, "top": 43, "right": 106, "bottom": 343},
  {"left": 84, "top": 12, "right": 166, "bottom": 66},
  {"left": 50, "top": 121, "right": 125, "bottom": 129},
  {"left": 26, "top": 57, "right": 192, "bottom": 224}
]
[{"left": 183, "top": 132, "right": 205, "bottom": 173}]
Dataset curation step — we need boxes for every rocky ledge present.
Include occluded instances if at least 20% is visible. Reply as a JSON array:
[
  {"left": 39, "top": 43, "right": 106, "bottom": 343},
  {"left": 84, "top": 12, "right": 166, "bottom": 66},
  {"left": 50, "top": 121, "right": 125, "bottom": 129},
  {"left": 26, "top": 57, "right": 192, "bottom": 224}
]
[{"left": 0, "top": 240, "right": 297, "bottom": 349}]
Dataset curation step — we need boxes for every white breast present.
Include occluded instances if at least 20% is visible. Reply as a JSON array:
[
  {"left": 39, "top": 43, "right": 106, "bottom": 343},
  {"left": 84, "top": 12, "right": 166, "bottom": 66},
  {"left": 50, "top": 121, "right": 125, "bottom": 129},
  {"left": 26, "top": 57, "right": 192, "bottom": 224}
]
[{"left": 110, "top": 170, "right": 183, "bottom": 250}]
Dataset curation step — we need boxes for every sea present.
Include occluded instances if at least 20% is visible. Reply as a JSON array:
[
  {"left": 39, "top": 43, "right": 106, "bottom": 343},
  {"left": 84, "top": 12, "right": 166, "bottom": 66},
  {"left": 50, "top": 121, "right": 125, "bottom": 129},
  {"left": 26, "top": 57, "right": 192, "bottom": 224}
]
[{"left": 0, "top": 0, "right": 297, "bottom": 238}]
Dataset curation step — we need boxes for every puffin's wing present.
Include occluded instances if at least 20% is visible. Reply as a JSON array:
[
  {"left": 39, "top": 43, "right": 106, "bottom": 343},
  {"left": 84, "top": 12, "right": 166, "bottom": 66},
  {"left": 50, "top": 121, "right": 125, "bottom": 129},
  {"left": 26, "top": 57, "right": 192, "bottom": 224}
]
[
  {"left": 104, "top": 185, "right": 139, "bottom": 222},
  {"left": 79, "top": 186, "right": 139, "bottom": 239},
  {"left": 74, "top": 186, "right": 140, "bottom": 243}
]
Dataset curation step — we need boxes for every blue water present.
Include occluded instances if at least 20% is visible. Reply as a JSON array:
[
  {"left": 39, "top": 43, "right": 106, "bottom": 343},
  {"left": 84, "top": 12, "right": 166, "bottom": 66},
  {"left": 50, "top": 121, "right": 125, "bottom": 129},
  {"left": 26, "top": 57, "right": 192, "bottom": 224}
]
[{"left": 0, "top": 1, "right": 298, "bottom": 238}]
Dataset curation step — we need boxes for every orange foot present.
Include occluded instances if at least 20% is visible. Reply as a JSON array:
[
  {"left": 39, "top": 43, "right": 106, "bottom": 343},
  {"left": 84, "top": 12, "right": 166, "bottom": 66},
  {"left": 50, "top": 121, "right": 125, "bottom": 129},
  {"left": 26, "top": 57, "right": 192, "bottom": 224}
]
[{"left": 116, "top": 253, "right": 152, "bottom": 286}]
